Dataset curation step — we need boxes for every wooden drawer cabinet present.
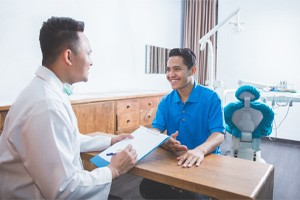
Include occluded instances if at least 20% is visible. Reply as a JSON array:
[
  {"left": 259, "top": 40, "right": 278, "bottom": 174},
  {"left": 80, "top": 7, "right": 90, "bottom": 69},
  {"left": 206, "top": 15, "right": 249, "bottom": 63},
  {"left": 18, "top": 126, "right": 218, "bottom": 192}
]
[
  {"left": 140, "top": 97, "right": 160, "bottom": 110},
  {"left": 116, "top": 112, "right": 140, "bottom": 133},
  {"left": 116, "top": 99, "right": 140, "bottom": 113},
  {"left": 140, "top": 108, "right": 157, "bottom": 127},
  {"left": 0, "top": 92, "right": 166, "bottom": 136},
  {"left": 116, "top": 99, "right": 140, "bottom": 133},
  {"left": 139, "top": 97, "right": 160, "bottom": 127},
  {"left": 0, "top": 111, "right": 8, "bottom": 134},
  {"left": 72, "top": 101, "right": 115, "bottom": 134}
]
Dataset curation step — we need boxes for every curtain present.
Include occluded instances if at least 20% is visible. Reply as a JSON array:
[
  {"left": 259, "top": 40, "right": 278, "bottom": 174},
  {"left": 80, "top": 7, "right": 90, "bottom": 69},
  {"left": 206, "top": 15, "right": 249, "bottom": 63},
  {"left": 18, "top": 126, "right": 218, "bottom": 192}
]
[
  {"left": 147, "top": 45, "right": 171, "bottom": 74},
  {"left": 183, "top": 0, "right": 218, "bottom": 85}
]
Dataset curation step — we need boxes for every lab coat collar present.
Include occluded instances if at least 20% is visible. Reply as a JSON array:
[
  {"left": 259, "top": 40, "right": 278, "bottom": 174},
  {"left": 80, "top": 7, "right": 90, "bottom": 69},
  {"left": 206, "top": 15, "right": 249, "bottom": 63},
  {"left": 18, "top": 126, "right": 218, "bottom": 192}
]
[{"left": 35, "top": 66, "right": 69, "bottom": 99}]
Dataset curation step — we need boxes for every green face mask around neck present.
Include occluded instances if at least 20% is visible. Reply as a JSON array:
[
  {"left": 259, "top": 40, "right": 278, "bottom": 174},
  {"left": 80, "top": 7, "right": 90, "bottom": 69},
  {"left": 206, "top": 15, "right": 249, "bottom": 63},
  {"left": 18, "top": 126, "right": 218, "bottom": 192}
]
[{"left": 63, "top": 83, "right": 73, "bottom": 96}]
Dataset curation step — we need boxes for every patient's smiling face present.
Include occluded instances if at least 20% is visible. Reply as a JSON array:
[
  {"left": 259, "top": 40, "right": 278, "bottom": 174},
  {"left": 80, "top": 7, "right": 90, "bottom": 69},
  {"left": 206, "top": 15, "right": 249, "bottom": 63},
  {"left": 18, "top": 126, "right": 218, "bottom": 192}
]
[{"left": 166, "top": 56, "right": 195, "bottom": 91}]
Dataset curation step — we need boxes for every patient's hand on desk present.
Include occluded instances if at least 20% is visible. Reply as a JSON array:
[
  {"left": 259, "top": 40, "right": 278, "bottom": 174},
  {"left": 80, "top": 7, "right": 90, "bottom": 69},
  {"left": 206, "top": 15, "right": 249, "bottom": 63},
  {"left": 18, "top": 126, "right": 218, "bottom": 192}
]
[
  {"left": 108, "top": 144, "right": 137, "bottom": 179},
  {"left": 176, "top": 149, "right": 205, "bottom": 168},
  {"left": 162, "top": 131, "right": 188, "bottom": 152}
]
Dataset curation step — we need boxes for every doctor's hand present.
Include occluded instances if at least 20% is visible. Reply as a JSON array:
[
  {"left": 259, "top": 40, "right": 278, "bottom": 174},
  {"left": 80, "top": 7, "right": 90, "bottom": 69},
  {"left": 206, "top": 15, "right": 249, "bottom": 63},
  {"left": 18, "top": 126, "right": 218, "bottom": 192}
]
[
  {"left": 162, "top": 131, "right": 188, "bottom": 152},
  {"left": 176, "top": 148, "right": 205, "bottom": 168},
  {"left": 111, "top": 134, "right": 133, "bottom": 145},
  {"left": 108, "top": 144, "right": 138, "bottom": 179}
]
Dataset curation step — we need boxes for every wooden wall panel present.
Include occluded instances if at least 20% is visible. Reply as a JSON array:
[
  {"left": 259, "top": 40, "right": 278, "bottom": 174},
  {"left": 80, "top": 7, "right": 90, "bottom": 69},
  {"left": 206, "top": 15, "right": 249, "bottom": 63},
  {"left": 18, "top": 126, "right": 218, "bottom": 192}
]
[
  {"left": 0, "top": 111, "right": 8, "bottom": 134},
  {"left": 72, "top": 101, "right": 115, "bottom": 134}
]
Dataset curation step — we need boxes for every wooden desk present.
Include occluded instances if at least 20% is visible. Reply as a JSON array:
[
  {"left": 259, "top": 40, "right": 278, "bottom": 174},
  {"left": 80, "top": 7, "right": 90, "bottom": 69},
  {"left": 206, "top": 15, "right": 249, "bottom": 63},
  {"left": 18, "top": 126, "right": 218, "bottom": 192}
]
[{"left": 82, "top": 147, "right": 274, "bottom": 200}]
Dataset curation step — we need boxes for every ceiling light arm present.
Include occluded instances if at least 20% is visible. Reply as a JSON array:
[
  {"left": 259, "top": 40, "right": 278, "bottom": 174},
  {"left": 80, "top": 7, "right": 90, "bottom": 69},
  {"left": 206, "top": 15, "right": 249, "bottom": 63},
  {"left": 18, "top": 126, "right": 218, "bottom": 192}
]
[{"left": 199, "top": 8, "right": 241, "bottom": 89}]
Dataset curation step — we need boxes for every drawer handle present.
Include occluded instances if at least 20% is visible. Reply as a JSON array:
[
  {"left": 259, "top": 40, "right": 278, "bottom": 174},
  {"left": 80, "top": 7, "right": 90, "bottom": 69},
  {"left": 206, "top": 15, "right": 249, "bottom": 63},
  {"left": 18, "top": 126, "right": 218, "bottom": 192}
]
[
  {"left": 126, "top": 105, "right": 130, "bottom": 109},
  {"left": 127, "top": 119, "right": 130, "bottom": 123}
]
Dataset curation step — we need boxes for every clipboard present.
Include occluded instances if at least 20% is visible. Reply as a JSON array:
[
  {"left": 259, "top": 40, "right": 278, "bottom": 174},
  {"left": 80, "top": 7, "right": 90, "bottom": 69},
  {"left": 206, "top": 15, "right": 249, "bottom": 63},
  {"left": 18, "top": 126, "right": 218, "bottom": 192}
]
[{"left": 90, "top": 126, "right": 169, "bottom": 167}]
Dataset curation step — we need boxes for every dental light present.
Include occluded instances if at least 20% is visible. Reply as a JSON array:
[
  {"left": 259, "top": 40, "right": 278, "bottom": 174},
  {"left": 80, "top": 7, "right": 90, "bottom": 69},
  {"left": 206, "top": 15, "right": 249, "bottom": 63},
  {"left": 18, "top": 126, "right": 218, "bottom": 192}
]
[
  {"left": 230, "top": 11, "right": 245, "bottom": 33},
  {"left": 199, "top": 8, "right": 243, "bottom": 89}
]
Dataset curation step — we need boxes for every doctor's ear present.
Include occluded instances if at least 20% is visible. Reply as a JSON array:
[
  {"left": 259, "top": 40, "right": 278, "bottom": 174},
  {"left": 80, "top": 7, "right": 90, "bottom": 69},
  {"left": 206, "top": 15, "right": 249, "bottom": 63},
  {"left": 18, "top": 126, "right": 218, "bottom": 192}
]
[{"left": 64, "top": 50, "right": 72, "bottom": 65}]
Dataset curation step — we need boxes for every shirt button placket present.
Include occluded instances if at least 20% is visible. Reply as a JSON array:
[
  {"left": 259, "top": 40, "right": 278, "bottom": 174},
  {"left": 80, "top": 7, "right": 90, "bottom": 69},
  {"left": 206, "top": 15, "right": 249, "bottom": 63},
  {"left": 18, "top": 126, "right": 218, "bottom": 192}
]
[{"left": 182, "top": 104, "right": 186, "bottom": 122}]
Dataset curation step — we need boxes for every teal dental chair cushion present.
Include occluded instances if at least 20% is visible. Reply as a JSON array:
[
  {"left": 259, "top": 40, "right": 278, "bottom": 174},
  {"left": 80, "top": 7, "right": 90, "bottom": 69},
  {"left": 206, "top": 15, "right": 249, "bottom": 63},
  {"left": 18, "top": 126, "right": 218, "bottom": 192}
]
[{"left": 224, "top": 85, "right": 274, "bottom": 139}]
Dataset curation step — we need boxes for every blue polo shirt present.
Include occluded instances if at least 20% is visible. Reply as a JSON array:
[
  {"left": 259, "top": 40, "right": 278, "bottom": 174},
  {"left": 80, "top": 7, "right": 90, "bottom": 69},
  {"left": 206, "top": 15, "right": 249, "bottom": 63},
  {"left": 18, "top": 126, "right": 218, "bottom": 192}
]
[{"left": 152, "top": 82, "right": 225, "bottom": 154}]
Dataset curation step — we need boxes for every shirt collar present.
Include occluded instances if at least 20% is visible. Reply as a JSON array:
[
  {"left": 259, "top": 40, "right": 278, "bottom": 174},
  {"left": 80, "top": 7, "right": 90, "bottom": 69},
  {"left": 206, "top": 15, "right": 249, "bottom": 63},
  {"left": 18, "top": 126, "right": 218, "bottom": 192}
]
[
  {"left": 35, "top": 66, "right": 71, "bottom": 98},
  {"left": 174, "top": 80, "right": 200, "bottom": 103}
]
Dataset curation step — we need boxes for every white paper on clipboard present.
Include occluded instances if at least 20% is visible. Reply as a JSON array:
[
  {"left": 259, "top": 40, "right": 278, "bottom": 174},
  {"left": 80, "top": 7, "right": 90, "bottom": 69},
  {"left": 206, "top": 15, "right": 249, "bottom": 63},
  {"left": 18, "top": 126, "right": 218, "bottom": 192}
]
[{"left": 90, "top": 126, "right": 169, "bottom": 167}]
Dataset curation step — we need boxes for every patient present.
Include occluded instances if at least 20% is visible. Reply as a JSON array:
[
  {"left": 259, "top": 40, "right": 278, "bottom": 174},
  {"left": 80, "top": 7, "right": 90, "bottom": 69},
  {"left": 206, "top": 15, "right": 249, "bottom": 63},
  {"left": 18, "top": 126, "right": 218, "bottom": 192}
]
[
  {"left": 0, "top": 16, "right": 137, "bottom": 199},
  {"left": 139, "top": 48, "right": 225, "bottom": 199}
]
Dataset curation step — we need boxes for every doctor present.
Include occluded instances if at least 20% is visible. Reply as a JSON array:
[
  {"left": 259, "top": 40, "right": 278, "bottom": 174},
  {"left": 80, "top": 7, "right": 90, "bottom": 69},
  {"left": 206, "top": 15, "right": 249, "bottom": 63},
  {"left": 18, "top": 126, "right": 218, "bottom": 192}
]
[{"left": 0, "top": 17, "right": 137, "bottom": 199}]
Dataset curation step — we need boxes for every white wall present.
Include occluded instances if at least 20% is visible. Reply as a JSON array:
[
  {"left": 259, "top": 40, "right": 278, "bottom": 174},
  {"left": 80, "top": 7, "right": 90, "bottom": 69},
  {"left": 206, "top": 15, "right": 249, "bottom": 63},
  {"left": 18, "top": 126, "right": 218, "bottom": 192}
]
[
  {"left": 217, "top": 0, "right": 300, "bottom": 141},
  {"left": 0, "top": 0, "right": 184, "bottom": 103}
]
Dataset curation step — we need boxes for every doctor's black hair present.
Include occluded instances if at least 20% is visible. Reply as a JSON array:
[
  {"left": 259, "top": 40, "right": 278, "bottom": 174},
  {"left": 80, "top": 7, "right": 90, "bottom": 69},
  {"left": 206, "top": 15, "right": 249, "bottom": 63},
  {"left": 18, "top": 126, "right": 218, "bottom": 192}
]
[
  {"left": 168, "top": 48, "right": 197, "bottom": 70},
  {"left": 39, "top": 16, "right": 85, "bottom": 67}
]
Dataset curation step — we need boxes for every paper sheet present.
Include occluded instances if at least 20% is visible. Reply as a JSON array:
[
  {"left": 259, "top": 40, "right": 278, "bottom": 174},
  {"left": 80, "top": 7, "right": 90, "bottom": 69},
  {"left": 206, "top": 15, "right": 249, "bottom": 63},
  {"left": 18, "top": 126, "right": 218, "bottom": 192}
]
[{"left": 90, "top": 126, "right": 169, "bottom": 167}]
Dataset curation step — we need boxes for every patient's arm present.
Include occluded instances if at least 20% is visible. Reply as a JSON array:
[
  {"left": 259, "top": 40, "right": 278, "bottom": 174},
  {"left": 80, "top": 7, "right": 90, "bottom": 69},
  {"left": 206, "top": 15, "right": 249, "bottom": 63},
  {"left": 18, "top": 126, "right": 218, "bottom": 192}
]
[{"left": 177, "top": 132, "right": 225, "bottom": 168}]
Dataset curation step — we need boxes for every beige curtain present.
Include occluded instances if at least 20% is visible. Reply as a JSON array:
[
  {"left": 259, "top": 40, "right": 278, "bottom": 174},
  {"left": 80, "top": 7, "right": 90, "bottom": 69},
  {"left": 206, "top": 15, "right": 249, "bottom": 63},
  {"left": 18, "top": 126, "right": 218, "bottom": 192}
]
[
  {"left": 183, "top": 0, "right": 218, "bottom": 85},
  {"left": 147, "top": 45, "right": 171, "bottom": 74}
]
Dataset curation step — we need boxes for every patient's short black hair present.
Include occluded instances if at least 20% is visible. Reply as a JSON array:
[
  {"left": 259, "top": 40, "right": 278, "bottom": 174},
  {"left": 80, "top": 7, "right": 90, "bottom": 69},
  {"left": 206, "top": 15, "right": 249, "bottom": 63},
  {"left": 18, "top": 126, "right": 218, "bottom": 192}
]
[{"left": 169, "top": 48, "right": 197, "bottom": 70}]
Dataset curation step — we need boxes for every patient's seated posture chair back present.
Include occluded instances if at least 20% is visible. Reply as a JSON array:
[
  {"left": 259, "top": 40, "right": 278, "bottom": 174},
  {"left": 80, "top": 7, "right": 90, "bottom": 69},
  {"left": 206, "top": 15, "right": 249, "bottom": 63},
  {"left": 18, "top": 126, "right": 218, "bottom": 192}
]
[{"left": 224, "top": 85, "right": 274, "bottom": 162}]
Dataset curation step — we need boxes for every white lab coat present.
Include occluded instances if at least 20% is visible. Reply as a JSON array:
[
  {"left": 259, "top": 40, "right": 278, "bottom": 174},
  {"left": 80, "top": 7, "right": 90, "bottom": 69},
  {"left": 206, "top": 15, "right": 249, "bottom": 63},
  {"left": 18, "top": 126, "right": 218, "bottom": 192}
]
[{"left": 0, "top": 66, "right": 113, "bottom": 199}]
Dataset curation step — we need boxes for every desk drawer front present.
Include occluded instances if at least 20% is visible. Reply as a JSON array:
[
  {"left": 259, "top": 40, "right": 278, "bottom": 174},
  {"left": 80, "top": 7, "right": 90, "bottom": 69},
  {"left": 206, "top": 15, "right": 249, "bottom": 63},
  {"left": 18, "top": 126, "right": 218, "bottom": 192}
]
[
  {"left": 116, "top": 112, "right": 140, "bottom": 131},
  {"left": 116, "top": 99, "right": 140, "bottom": 132},
  {"left": 139, "top": 97, "right": 160, "bottom": 127},
  {"left": 0, "top": 111, "right": 8, "bottom": 134},
  {"left": 116, "top": 99, "right": 140, "bottom": 113},
  {"left": 140, "top": 108, "right": 157, "bottom": 126},
  {"left": 140, "top": 97, "right": 160, "bottom": 109}
]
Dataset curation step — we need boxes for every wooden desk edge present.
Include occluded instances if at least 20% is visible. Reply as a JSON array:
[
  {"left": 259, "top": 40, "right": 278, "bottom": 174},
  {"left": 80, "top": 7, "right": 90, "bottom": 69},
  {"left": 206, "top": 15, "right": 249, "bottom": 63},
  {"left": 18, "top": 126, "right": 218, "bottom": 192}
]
[
  {"left": 252, "top": 164, "right": 274, "bottom": 200},
  {"left": 81, "top": 150, "right": 274, "bottom": 200},
  {"left": 129, "top": 154, "right": 274, "bottom": 200}
]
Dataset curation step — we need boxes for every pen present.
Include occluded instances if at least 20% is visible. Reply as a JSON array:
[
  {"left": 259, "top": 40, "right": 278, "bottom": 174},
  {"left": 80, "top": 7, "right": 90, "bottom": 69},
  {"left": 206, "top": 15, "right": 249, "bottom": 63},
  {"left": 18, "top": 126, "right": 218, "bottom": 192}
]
[{"left": 106, "top": 152, "right": 117, "bottom": 156}]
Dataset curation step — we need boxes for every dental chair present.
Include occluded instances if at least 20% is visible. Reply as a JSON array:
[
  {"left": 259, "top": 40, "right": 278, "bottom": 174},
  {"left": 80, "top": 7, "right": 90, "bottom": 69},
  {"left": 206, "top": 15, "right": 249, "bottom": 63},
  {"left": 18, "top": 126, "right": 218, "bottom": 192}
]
[{"left": 224, "top": 85, "right": 274, "bottom": 162}]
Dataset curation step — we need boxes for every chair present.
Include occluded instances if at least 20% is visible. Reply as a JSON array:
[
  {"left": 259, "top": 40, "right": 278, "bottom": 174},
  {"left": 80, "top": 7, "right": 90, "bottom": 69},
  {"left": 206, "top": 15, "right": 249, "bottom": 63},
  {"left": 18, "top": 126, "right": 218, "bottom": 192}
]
[{"left": 224, "top": 85, "right": 274, "bottom": 162}]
